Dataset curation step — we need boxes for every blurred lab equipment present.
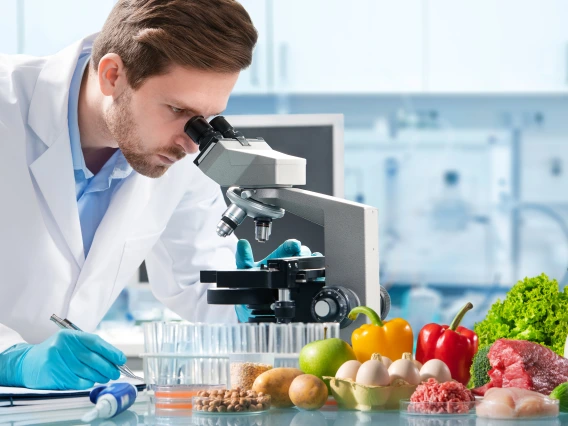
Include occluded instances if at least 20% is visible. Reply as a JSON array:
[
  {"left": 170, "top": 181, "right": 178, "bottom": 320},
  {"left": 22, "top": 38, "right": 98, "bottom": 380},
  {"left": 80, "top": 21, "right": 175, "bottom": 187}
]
[
  {"left": 515, "top": 131, "right": 568, "bottom": 285},
  {"left": 81, "top": 382, "right": 137, "bottom": 422},
  {"left": 346, "top": 128, "right": 512, "bottom": 287},
  {"left": 430, "top": 170, "right": 472, "bottom": 232},
  {"left": 401, "top": 286, "right": 442, "bottom": 337},
  {"left": 185, "top": 114, "right": 384, "bottom": 338}
]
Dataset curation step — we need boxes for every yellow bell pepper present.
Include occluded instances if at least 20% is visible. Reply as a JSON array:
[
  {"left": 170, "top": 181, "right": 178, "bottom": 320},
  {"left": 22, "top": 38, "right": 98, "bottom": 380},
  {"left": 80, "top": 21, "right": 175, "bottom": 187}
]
[{"left": 348, "top": 306, "right": 413, "bottom": 362}]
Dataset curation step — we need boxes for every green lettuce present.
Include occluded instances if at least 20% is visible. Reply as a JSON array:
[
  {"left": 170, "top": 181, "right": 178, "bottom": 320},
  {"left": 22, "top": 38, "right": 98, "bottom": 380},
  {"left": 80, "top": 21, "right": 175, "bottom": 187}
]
[{"left": 474, "top": 273, "right": 568, "bottom": 356}]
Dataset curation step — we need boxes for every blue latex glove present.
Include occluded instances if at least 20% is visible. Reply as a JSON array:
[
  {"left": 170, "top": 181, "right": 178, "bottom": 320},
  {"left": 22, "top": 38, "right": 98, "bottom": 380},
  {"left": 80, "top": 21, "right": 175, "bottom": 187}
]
[
  {"left": 235, "top": 239, "right": 320, "bottom": 269},
  {"left": 0, "top": 330, "right": 126, "bottom": 390},
  {"left": 235, "top": 239, "right": 322, "bottom": 322}
]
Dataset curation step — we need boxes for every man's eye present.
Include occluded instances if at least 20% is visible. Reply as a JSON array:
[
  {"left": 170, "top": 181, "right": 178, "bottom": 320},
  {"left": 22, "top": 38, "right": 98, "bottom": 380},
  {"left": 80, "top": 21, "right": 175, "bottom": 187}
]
[{"left": 170, "top": 106, "right": 184, "bottom": 114}]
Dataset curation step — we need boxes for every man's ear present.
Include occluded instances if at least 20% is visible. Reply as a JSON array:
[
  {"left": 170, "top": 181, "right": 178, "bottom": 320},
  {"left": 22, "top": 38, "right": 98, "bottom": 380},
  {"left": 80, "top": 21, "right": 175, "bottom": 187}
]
[{"left": 97, "top": 53, "right": 128, "bottom": 97}]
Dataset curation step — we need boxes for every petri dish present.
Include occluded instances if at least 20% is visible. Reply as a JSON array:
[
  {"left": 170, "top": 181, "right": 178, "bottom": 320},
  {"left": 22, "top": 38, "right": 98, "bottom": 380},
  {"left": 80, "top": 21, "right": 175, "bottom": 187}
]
[
  {"left": 475, "top": 397, "right": 559, "bottom": 419},
  {"left": 400, "top": 399, "right": 476, "bottom": 416},
  {"left": 192, "top": 393, "right": 271, "bottom": 415},
  {"left": 153, "top": 384, "right": 225, "bottom": 411}
]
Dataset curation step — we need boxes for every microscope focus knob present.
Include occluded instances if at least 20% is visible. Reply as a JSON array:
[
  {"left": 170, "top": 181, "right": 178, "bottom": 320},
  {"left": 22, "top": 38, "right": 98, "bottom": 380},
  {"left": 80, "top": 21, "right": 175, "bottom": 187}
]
[
  {"left": 311, "top": 286, "right": 360, "bottom": 328},
  {"left": 314, "top": 298, "right": 338, "bottom": 319}
]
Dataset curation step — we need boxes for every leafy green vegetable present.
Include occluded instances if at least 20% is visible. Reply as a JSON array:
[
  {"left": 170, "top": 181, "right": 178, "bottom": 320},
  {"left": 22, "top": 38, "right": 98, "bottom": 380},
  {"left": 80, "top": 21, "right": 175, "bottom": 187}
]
[
  {"left": 550, "top": 382, "right": 568, "bottom": 412},
  {"left": 474, "top": 273, "right": 568, "bottom": 356},
  {"left": 470, "top": 345, "right": 492, "bottom": 388}
]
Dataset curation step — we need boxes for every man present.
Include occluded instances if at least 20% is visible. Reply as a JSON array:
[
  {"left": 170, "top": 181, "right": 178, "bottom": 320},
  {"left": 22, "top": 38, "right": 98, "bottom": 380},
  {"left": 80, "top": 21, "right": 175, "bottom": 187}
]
[{"left": 0, "top": 0, "right": 312, "bottom": 390}]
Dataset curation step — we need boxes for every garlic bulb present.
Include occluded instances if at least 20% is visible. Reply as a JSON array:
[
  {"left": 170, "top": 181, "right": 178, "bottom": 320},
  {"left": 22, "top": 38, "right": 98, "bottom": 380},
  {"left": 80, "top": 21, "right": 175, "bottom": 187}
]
[
  {"left": 388, "top": 352, "right": 421, "bottom": 385},
  {"left": 419, "top": 359, "right": 452, "bottom": 383},
  {"left": 355, "top": 353, "right": 390, "bottom": 386},
  {"left": 381, "top": 356, "right": 393, "bottom": 369}
]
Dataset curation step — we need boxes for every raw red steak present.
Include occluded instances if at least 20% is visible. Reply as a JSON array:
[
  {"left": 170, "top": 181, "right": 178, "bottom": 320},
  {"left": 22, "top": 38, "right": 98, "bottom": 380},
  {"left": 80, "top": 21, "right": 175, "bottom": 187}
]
[{"left": 475, "top": 339, "right": 568, "bottom": 396}]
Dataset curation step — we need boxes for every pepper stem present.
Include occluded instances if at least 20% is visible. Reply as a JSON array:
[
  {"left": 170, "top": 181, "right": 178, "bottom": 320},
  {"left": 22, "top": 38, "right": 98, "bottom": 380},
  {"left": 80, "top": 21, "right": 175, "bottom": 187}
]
[
  {"left": 371, "top": 353, "right": 383, "bottom": 362},
  {"left": 449, "top": 302, "right": 473, "bottom": 331},
  {"left": 324, "top": 326, "right": 327, "bottom": 340},
  {"left": 348, "top": 306, "right": 383, "bottom": 326},
  {"left": 402, "top": 352, "right": 413, "bottom": 360}
]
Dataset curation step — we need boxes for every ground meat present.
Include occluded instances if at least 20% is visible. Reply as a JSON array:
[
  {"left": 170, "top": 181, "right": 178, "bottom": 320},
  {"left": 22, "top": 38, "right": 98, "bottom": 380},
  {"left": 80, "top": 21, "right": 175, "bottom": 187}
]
[
  {"left": 404, "top": 419, "right": 473, "bottom": 426},
  {"left": 409, "top": 378, "right": 475, "bottom": 414}
]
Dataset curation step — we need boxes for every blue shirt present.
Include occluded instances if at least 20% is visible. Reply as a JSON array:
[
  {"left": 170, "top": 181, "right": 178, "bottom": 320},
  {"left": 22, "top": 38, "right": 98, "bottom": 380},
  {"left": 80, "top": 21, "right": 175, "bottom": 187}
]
[{"left": 68, "top": 54, "right": 133, "bottom": 257}]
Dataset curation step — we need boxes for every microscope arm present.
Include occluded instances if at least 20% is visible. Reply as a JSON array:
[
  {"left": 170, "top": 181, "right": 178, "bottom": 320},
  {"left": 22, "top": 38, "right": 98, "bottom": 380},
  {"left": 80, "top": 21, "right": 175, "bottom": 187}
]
[{"left": 250, "top": 187, "right": 381, "bottom": 318}]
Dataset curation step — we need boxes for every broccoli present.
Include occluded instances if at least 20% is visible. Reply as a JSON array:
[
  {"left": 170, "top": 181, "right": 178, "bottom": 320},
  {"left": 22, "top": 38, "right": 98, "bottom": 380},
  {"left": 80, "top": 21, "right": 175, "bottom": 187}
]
[{"left": 471, "top": 345, "right": 492, "bottom": 388}]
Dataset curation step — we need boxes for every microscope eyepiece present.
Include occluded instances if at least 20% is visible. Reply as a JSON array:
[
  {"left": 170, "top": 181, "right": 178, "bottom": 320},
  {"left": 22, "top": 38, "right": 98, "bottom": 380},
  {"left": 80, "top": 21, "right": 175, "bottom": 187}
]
[
  {"left": 184, "top": 116, "right": 222, "bottom": 149},
  {"left": 210, "top": 116, "right": 243, "bottom": 139}
]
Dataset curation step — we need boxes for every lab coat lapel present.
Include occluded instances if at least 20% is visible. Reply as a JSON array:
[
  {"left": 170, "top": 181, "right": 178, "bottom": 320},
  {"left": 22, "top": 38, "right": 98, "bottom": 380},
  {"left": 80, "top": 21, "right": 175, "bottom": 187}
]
[
  {"left": 27, "top": 36, "right": 97, "bottom": 268},
  {"left": 29, "top": 132, "right": 84, "bottom": 268}
]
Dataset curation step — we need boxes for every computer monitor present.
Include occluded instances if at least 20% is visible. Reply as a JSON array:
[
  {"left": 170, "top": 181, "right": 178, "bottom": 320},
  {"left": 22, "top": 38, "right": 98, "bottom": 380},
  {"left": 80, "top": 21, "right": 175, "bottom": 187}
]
[{"left": 223, "top": 114, "right": 344, "bottom": 258}]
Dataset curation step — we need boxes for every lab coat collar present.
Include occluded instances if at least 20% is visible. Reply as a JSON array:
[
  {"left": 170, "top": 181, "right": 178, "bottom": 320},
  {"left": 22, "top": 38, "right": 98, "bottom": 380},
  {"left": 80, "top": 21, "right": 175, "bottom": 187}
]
[
  {"left": 28, "top": 34, "right": 97, "bottom": 268},
  {"left": 28, "top": 34, "right": 97, "bottom": 148}
]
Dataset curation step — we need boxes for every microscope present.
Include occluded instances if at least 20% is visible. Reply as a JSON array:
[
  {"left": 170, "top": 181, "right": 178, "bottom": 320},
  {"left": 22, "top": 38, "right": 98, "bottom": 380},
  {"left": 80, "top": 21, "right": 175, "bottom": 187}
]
[{"left": 184, "top": 116, "right": 390, "bottom": 332}]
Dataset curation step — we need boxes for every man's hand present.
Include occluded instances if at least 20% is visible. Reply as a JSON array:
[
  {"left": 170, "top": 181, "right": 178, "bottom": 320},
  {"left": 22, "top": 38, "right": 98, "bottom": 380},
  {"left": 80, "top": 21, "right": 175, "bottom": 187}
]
[
  {"left": 0, "top": 330, "right": 126, "bottom": 390},
  {"left": 234, "top": 239, "right": 322, "bottom": 322},
  {"left": 235, "top": 239, "right": 320, "bottom": 269}
]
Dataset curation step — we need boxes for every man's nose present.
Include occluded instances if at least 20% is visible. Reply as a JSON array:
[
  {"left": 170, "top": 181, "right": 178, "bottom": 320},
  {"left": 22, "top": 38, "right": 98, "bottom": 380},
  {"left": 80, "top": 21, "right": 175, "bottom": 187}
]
[{"left": 176, "top": 133, "right": 199, "bottom": 154}]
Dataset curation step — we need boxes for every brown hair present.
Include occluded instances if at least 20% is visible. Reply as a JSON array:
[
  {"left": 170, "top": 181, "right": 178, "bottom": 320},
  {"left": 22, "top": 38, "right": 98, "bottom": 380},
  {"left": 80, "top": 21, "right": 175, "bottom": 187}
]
[{"left": 91, "top": 0, "right": 258, "bottom": 89}]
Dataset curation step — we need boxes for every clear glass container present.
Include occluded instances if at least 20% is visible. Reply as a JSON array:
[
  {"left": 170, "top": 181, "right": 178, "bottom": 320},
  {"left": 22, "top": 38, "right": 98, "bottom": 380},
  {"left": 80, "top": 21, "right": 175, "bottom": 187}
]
[
  {"left": 142, "top": 353, "right": 229, "bottom": 388},
  {"left": 228, "top": 353, "right": 274, "bottom": 390}
]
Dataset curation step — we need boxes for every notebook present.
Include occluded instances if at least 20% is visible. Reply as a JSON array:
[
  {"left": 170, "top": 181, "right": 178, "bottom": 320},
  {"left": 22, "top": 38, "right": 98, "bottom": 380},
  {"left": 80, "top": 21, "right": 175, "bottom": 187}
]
[{"left": 0, "top": 377, "right": 146, "bottom": 410}]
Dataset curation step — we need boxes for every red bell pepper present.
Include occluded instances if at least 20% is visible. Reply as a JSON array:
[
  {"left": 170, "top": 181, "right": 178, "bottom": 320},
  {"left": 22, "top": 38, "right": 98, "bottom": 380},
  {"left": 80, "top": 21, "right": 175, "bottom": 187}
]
[{"left": 415, "top": 302, "right": 479, "bottom": 385}]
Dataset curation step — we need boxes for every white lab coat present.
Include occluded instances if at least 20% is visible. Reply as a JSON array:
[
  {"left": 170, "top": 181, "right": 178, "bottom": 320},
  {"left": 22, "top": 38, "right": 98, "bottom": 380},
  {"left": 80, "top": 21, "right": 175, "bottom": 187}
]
[{"left": 0, "top": 34, "right": 238, "bottom": 353}]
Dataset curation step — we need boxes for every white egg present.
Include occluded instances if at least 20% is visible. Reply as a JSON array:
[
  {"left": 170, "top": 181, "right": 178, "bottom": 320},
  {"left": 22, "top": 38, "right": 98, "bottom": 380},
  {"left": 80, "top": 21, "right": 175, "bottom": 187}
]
[
  {"left": 335, "top": 360, "right": 362, "bottom": 381},
  {"left": 355, "top": 359, "right": 390, "bottom": 386},
  {"left": 419, "top": 359, "right": 452, "bottom": 383}
]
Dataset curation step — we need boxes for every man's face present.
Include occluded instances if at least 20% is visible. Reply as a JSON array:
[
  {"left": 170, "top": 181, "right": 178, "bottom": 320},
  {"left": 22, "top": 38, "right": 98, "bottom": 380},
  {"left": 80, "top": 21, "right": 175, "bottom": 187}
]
[{"left": 104, "top": 65, "right": 239, "bottom": 178}]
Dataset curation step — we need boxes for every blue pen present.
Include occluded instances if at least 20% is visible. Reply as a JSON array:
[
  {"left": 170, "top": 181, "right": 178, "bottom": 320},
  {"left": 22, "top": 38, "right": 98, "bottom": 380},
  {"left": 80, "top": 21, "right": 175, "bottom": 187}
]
[{"left": 81, "top": 382, "right": 138, "bottom": 422}]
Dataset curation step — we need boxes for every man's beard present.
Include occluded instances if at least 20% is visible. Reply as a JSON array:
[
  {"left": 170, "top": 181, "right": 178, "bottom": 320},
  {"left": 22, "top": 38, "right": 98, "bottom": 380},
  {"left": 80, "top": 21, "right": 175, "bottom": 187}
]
[{"left": 105, "top": 90, "right": 183, "bottom": 179}]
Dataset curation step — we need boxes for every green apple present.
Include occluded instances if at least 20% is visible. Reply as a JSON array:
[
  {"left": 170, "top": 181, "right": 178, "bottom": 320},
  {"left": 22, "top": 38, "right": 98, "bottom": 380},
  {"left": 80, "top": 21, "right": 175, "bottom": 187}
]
[{"left": 299, "top": 338, "right": 357, "bottom": 380}]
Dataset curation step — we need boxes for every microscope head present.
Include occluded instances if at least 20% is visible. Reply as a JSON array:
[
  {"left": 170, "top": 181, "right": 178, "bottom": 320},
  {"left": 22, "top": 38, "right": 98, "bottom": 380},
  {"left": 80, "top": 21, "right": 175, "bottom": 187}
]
[
  {"left": 185, "top": 116, "right": 306, "bottom": 242},
  {"left": 185, "top": 116, "right": 306, "bottom": 188}
]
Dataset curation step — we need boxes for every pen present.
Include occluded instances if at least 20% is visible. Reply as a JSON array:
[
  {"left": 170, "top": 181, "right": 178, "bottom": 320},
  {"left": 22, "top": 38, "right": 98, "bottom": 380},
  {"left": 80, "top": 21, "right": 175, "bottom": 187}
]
[{"left": 50, "top": 314, "right": 144, "bottom": 382}]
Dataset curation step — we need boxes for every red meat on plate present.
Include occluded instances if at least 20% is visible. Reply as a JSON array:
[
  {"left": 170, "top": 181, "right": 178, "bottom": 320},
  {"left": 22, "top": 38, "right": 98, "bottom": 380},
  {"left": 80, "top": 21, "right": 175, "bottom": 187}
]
[{"left": 473, "top": 338, "right": 568, "bottom": 396}]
